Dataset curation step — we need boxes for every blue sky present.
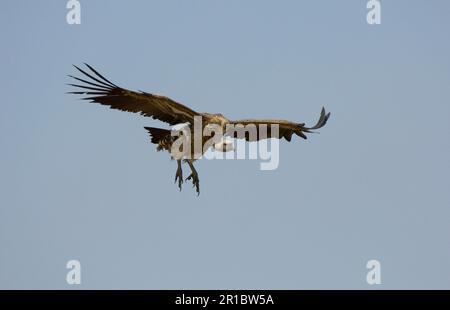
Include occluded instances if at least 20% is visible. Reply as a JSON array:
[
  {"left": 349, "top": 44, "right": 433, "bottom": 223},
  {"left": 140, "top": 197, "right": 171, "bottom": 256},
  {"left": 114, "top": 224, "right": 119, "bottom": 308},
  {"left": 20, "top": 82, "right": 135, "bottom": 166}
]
[{"left": 0, "top": 0, "right": 449, "bottom": 289}]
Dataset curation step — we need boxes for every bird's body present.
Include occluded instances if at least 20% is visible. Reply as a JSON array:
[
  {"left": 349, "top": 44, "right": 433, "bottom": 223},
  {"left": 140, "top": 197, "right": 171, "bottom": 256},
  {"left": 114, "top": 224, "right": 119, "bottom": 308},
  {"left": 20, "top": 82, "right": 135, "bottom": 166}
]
[{"left": 68, "top": 64, "right": 330, "bottom": 195}]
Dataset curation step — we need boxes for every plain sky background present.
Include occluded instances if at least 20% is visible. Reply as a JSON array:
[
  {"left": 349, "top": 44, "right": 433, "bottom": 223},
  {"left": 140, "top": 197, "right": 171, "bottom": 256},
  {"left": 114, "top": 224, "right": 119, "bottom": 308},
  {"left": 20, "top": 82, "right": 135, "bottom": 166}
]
[{"left": 1, "top": 0, "right": 449, "bottom": 289}]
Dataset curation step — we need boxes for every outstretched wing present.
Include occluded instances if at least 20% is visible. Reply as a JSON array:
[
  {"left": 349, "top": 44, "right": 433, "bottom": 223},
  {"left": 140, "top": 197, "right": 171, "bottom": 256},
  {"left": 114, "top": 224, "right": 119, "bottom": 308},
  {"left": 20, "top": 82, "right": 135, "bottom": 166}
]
[
  {"left": 227, "top": 107, "right": 330, "bottom": 142},
  {"left": 68, "top": 64, "right": 199, "bottom": 126}
]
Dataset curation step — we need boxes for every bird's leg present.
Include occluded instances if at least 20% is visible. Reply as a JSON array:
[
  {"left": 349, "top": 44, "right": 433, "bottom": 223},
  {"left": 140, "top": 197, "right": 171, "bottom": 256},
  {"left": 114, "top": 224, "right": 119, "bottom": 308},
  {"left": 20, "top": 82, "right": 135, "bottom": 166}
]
[
  {"left": 185, "top": 160, "right": 200, "bottom": 195},
  {"left": 174, "top": 159, "right": 183, "bottom": 191}
]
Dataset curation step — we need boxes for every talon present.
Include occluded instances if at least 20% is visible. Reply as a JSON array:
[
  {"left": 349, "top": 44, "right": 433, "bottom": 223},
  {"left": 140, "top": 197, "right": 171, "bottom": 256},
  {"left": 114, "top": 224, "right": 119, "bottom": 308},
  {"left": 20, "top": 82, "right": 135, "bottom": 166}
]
[
  {"left": 174, "top": 167, "right": 183, "bottom": 191},
  {"left": 185, "top": 172, "right": 200, "bottom": 195}
]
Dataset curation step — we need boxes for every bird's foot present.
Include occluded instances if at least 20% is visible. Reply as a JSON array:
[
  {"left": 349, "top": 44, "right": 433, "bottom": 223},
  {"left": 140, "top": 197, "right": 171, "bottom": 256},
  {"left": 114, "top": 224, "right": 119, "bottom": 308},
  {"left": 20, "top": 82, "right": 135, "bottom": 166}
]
[
  {"left": 174, "top": 167, "right": 183, "bottom": 191},
  {"left": 186, "top": 172, "right": 200, "bottom": 195}
]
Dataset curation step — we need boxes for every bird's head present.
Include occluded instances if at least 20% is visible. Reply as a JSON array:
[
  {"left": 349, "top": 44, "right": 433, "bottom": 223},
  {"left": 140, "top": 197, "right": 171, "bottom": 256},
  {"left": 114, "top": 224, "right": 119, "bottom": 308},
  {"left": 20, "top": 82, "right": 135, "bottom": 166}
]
[{"left": 214, "top": 138, "right": 234, "bottom": 152}]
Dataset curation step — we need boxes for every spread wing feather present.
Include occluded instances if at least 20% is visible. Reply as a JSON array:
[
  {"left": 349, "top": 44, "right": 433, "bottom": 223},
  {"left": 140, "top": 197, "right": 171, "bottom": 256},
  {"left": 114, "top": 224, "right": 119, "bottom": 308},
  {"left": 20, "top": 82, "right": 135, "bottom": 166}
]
[
  {"left": 67, "top": 64, "right": 199, "bottom": 126},
  {"left": 228, "top": 107, "right": 330, "bottom": 142}
]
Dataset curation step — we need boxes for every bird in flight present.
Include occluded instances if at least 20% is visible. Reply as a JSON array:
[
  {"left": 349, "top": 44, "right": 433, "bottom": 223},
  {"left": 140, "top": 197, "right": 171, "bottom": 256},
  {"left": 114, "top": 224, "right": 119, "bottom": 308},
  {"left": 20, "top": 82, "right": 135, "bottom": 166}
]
[{"left": 68, "top": 64, "right": 330, "bottom": 195}]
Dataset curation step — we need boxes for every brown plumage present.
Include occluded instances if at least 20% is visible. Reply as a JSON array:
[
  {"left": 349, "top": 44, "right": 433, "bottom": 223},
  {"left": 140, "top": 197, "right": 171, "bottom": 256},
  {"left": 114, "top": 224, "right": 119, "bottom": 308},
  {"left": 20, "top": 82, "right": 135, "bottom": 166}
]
[{"left": 68, "top": 64, "right": 330, "bottom": 195}]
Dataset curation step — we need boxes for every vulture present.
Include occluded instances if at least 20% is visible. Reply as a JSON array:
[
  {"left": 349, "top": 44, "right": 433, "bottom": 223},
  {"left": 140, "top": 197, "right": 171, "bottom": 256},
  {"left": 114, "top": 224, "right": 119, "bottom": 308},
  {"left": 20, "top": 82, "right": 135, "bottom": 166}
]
[{"left": 68, "top": 64, "right": 330, "bottom": 195}]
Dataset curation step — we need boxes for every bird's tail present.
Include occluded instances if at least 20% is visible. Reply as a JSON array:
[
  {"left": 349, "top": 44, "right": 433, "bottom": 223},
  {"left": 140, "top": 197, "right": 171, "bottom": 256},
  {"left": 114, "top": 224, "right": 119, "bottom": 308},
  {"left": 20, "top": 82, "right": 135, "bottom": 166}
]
[{"left": 144, "top": 127, "right": 171, "bottom": 145}]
